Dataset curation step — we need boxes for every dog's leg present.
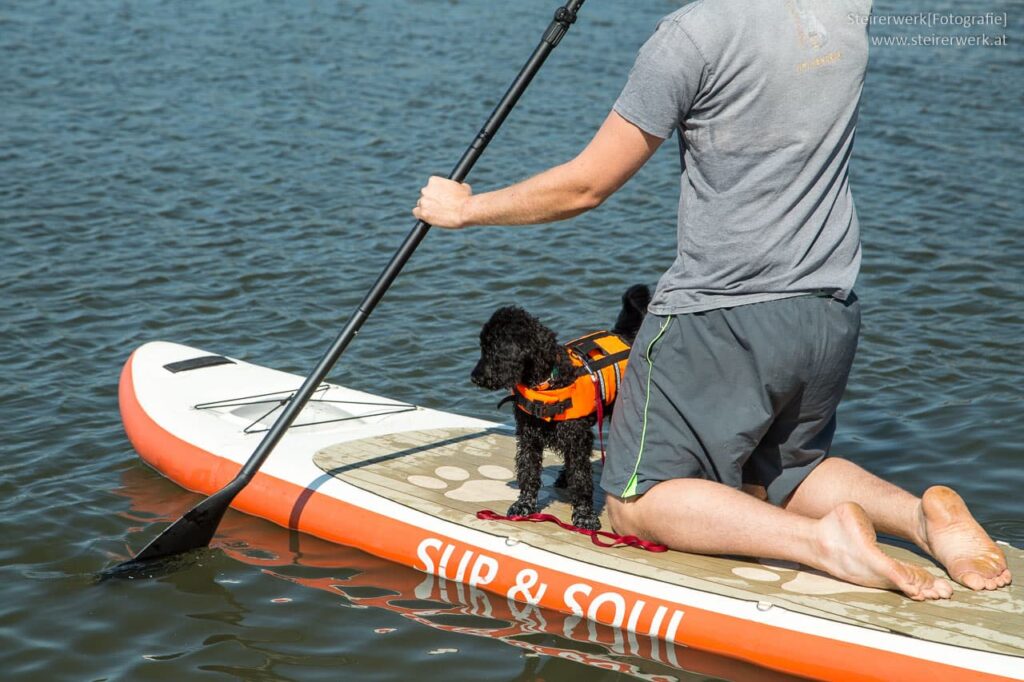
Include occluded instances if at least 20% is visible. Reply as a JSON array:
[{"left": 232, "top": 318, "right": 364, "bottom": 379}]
[
  {"left": 508, "top": 421, "right": 544, "bottom": 517},
  {"left": 562, "top": 424, "right": 601, "bottom": 530}
]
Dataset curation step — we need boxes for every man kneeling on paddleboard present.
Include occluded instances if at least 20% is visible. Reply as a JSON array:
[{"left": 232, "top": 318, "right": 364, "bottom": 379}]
[{"left": 413, "top": 0, "right": 1011, "bottom": 600}]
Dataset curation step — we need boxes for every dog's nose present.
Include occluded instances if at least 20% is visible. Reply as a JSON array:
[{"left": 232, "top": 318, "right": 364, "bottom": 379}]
[{"left": 471, "top": 361, "right": 499, "bottom": 390}]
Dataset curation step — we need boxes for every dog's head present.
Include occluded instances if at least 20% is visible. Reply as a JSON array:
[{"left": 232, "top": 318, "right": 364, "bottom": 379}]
[{"left": 471, "top": 306, "right": 561, "bottom": 391}]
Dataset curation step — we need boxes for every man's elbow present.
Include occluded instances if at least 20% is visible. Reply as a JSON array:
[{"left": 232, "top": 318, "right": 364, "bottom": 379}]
[
  {"left": 562, "top": 158, "right": 618, "bottom": 214},
  {"left": 575, "top": 187, "right": 607, "bottom": 212}
]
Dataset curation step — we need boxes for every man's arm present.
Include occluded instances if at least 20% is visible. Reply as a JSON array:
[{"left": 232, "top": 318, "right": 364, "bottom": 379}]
[{"left": 412, "top": 111, "right": 664, "bottom": 229}]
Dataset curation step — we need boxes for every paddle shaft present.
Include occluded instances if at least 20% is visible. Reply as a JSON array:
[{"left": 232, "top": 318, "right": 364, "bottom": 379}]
[
  {"left": 126, "top": 0, "right": 587, "bottom": 565},
  {"left": 240, "top": 0, "right": 584, "bottom": 481}
]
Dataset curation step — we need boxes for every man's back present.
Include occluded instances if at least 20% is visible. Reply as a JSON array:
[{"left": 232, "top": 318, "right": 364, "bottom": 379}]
[{"left": 614, "top": 0, "right": 873, "bottom": 313}]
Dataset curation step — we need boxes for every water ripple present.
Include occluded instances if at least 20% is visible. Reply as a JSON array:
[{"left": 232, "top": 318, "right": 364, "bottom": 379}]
[{"left": 1, "top": 0, "right": 1021, "bottom": 679}]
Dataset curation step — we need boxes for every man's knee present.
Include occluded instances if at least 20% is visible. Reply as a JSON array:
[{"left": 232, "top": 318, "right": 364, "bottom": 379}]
[
  {"left": 605, "top": 492, "right": 643, "bottom": 536},
  {"left": 741, "top": 483, "right": 768, "bottom": 501}
]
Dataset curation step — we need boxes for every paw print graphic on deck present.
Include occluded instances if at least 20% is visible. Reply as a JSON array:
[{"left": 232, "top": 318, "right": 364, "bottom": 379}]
[{"left": 407, "top": 465, "right": 520, "bottom": 502}]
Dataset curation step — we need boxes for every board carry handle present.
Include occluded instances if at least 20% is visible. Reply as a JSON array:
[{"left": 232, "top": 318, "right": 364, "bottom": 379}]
[{"left": 114, "top": 0, "right": 588, "bottom": 571}]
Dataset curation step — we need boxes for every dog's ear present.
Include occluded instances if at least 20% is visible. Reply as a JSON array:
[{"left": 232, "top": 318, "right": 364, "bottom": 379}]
[
  {"left": 520, "top": 318, "right": 562, "bottom": 386},
  {"left": 527, "top": 320, "right": 558, "bottom": 356}
]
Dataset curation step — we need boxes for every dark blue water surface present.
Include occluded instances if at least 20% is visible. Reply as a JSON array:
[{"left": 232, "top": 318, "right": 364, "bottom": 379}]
[{"left": 2, "top": 1, "right": 1021, "bottom": 680}]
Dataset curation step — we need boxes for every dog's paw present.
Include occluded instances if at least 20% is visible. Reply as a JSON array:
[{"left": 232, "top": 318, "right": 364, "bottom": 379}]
[
  {"left": 507, "top": 499, "right": 539, "bottom": 517},
  {"left": 572, "top": 510, "right": 601, "bottom": 531}
]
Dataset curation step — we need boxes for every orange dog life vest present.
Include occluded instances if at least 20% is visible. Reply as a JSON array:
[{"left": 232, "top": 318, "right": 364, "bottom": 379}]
[{"left": 512, "top": 331, "right": 632, "bottom": 421}]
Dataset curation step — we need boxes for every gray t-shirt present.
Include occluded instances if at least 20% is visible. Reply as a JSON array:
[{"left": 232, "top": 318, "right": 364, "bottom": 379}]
[{"left": 615, "top": 0, "right": 871, "bottom": 314}]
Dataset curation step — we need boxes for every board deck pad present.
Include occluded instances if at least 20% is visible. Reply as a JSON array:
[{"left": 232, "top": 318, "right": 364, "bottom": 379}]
[{"left": 314, "top": 427, "right": 1024, "bottom": 657}]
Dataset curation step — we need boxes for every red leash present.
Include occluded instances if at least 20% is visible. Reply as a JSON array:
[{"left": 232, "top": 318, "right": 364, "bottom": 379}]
[
  {"left": 476, "top": 509, "right": 668, "bottom": 552},
  {"left": 478, "top": 377, "right": 668, "bottom": 552}
]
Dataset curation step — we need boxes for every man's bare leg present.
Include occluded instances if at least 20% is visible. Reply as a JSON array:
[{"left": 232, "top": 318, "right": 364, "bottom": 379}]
[
  {"left": 783, "top": 458, "right": 1012, "bottom": 590},
  {"left": 605, "top": 478, "right": 954, "bottom": 600}
]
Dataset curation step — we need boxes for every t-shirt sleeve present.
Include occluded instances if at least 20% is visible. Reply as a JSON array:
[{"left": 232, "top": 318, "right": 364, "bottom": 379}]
[{"left": 613, "top": 19, "right": 707, "bottom": 139}]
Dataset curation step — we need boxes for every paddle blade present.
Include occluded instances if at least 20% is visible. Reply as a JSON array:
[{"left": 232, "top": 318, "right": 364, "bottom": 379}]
[{"left": 120, "top": 485, "right": 238, "bottom": 567}]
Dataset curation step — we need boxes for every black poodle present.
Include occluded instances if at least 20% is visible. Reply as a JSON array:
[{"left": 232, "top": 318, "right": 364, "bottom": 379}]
[{"left": 471, "top": 284, "right": 651, "bottom": 530}]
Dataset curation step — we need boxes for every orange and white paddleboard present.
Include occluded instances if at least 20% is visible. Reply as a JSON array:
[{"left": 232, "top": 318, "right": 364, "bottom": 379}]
[{"left": 120, "top": 341, "right": 1024, "bottom": 682}]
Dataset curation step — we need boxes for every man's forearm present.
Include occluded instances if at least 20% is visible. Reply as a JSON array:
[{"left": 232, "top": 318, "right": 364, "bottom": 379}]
[
  {"left": 464, "top": 160, "right": 603, "bottom": 226},
  {"left": 413, "top": 111, "right": 663, "bottom": 229}
]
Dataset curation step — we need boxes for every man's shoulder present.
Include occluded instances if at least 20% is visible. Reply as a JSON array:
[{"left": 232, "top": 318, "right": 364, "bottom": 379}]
[
  {"left": 658, "top": 0, "right": 706, "bottom": 30},
  {"left": 655, "top": 0, "right": 746, "bottom": 52},
  {"left": 659, "top": 0, "right": 741, "bottom": 27}
]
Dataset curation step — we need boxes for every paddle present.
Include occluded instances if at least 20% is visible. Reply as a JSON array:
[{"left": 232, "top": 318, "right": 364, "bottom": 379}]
[{"left": 114, "top": 0, "right": 587, "bottom": 571}]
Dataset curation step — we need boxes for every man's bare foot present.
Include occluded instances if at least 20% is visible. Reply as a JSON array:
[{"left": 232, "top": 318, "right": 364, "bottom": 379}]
[
  {"left": 917, "top": 486, "right": 1012, "bottom": 590},
  {"left": 816, "top": 502, "right": 954, "bottom": 601}
]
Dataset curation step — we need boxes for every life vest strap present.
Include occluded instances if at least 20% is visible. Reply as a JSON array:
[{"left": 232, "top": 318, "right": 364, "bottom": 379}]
[
  {"left": 575, "top": 348, "right": 630, "bottom": 373},
  {"left": 566, "top": 331, "right": 627, "bottom": 357},
  {"left": 564, "top": 330, "right": 608, "bottom": 347},
  {"left": 515, "top": 393, "right": 572, "bottom": 420}
]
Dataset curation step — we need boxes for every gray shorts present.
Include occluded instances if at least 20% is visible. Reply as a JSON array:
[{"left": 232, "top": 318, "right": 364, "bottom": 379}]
[{"left": 600, "top": 293, "right": 860, "bottom": 505}]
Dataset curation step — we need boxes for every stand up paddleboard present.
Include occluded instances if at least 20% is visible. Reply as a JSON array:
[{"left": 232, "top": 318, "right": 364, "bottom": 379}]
[{"left": 120, "top": 341, "right": 1024, "bottom": 681}]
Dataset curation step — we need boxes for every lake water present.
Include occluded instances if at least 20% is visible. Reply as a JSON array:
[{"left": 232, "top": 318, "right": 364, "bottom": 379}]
[{"left": 2, "top": 1, "right": 1020, "bottom": 680}]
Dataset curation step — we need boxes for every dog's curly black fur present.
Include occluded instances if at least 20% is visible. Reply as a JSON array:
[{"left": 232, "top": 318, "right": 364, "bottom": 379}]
[{"left": 471, "top": 284, "right": 651, "bottom": 530}]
